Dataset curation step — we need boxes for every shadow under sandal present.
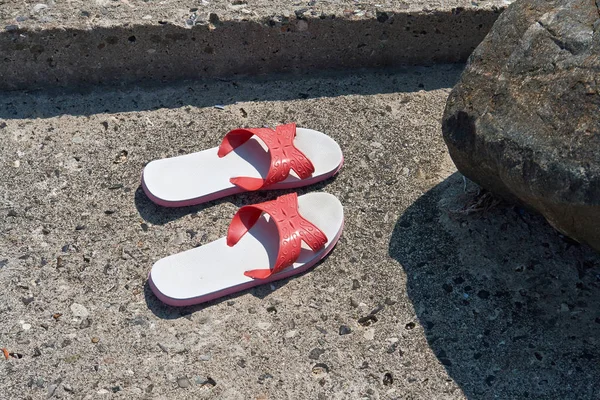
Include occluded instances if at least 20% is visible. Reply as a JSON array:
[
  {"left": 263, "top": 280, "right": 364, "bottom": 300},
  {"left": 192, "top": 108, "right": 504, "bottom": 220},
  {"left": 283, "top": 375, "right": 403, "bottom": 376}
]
[
  {"left": 142, "top": 123, "right": 344, "bottom": 207},
  {"left": 149, "top": 192, "right": 344, "bottom": 306}
]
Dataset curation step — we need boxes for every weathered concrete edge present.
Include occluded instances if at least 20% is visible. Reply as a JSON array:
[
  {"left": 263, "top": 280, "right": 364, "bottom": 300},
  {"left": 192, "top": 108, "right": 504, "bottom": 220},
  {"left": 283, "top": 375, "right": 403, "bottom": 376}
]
[{"left": 0, "top": 7, "right": 506, "bottom": 91}]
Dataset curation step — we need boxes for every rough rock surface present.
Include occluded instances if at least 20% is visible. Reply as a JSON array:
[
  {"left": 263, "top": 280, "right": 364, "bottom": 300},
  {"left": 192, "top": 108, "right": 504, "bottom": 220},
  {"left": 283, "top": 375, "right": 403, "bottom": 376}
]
[{"left": 442, "top": 0, "right": 600, "bottom": 251}]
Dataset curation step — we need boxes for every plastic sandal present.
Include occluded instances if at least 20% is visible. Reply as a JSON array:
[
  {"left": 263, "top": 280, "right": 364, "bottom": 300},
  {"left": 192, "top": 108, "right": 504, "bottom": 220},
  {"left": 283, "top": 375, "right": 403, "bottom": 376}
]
[
  {"left": 149, "top": 192, "right": 344, "bottom": 306},
  {"left": 142, "top": 123, "right": 343, "bottom": 207}
]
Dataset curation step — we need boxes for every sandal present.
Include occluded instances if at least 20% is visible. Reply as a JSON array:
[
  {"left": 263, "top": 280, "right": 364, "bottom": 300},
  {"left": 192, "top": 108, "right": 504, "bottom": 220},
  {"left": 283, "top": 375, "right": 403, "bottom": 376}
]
[
  {"left": 142, "top": 123, "right": 343, "bottom": 207},
  {"left": 149, "top": 192, "right": 344, "bottom": 306}
]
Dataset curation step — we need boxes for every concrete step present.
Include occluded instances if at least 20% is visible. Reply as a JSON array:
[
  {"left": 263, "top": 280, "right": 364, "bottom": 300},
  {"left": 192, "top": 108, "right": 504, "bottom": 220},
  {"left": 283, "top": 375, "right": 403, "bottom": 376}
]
[{"left": 0, "top": 0, "right": 511, "bottom": 90}]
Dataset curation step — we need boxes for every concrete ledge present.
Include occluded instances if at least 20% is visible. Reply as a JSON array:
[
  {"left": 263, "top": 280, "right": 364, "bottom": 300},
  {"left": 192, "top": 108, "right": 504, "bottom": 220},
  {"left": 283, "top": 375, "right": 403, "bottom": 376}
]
[{"left": 0, "top": 1, "right": 508, "bottom": 90}]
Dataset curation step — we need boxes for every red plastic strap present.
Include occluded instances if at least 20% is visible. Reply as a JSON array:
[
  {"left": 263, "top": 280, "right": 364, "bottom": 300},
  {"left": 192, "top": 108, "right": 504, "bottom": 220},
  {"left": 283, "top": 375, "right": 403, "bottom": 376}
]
[
  {"left": 217, "top": 123, "right": 315, "bottom": 190},
  {"left": 227, "top": 193, "right": 328, "bottom": 279}
]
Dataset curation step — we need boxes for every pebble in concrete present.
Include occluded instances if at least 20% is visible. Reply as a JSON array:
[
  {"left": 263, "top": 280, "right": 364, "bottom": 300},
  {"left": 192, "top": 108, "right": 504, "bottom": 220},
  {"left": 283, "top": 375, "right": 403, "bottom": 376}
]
[{"left": 70, "top": 303, "right": 89, "bottom": 318}]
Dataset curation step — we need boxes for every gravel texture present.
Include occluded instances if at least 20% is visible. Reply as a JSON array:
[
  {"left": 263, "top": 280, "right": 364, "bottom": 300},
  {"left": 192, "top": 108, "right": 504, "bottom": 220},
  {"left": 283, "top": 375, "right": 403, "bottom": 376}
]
[{"left": 1, "top": 65, "right": 599, "bottom": 399}]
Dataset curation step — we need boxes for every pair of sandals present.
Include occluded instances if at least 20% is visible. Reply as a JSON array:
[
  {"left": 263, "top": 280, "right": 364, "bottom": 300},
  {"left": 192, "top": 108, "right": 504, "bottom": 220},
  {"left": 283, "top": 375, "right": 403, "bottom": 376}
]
[{"left": 143, "top": 123, "right": 344, "bottom": 306}]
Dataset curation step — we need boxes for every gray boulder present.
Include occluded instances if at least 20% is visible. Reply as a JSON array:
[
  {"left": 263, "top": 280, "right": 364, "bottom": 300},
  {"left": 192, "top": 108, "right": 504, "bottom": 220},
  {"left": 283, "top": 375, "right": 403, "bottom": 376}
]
[{"left": 443, "top": 0, "right": 600, "bottom": 251}]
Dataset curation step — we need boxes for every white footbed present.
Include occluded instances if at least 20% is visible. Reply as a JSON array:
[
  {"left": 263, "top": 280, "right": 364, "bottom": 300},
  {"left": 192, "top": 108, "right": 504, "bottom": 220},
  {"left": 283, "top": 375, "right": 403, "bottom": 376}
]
[
  {"left": 150, "top": 192, "right": 343, "bottom": 302},
  {"left": 143, "top": 128, "right": 343, "bottom": 203}
]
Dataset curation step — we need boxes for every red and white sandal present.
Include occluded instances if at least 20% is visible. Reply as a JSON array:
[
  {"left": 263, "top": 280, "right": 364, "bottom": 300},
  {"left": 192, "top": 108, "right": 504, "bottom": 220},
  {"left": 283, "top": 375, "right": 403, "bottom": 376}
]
[
  {"left": 142, "top": 123, "right": 343, "bottom": 207},
  {"left": 149, "top": 192, "right": 344, "bottom": 306}
]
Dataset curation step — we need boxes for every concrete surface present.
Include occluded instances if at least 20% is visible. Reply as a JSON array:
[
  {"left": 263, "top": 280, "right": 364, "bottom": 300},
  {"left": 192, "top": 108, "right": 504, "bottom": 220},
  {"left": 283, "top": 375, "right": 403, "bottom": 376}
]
[
  {"left": 0, "top": 0, "right": 510, "bottom": 90},
  {"left": 1, "top": 0, "right": 511, "bottom": 27},
  {"left": 1, "top": 65, "right": 599, "bottom": 399}
]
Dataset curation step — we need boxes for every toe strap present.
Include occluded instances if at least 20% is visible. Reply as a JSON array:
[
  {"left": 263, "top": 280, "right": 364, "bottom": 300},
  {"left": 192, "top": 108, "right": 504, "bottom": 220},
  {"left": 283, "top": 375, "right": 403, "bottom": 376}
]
[
  {"left": 227, "top": 193, "right": 328, "bottom": 279},
  {"left": 218, "top": 123, "right": 316, "bottom": 190}
]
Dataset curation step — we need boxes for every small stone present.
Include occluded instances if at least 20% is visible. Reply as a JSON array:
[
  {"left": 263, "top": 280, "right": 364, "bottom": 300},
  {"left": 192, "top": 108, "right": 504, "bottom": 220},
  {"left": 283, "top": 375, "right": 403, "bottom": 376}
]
[
  {"left": 200, "top": 354, "right": 211, "bottom": 361},
  {"left": 311, "top": 363, "right": 329, "bottom": 377},
  {"left": 22, "top": 323, "right": 31, "bottom": 330},
  {"left": 5, "top": 25, "right": 19, "bottom": 32},
  {"left": 369, "top": 304, "right": 384, "bottom": 315},
  {"left": 405, "top": 322, "right": 416, "bottom": 330},
  {"left": 63, "top": 385, "right": 73, "bottom": 393},
  {"left": 309, "top": 348, "right": 325, "bottom": 360},
  {"left": 13, "top": 160, "right": 20, "bottom": 168},
  {"left": 195, "top": 376, "right": 217, "bottom": 387},
  {"left": 383, "top": 372, "right": 393, "bottom": 386},
  {"left": 363, "top": 329, "right": 375, "bottom": 340},
  {"left": 352, "top": 279, "right": 361, "bottom": 290},
  {"left": 387, "top": 342, "right": 402, "bottom": 354},
  {"left": 560, "top": 303, "right": 569, "bottom": 312},
  {"left": 47, "top": 384, "right": 57, "bottom": 398},
  {"left": 97, "top": 389, "right": 109, "bottom": 394},
  {"left": 79, "top": 318, "right": 92, "bottom": 329},
  {"left": 295, "top": 8, "right": 309, "bottom": 17},
  {"left": 257, "top": 322, "right": 271, "bottom": 330},
  {"left": 297, "top": 20, "right": 308, "bottom": 31},
  {"left": 16, "top": 16, "right": 27, "bottom": 22},
  {"left": 91, "top": 337, "right": 100, "bottom": 343},
  {"left": 7, "top": 210, "right": 17, "bottom": 217},
  {"left": 70, "top": 303, "right": 89, "bottom": 318},
  {"left": 339, "top": 325, "right": 352, "bottom": 335},
  {"left": 384, "top": 297, "right": 397, "bottom": 305},
  {"left": 257, "top": 373, "right": 273, "bottom": 384},
  {"left": 33, "top": 347, "right": 42, "bottom": 357},
  {"left": 350, "top": 298, "right": 359, "bottom": 308},
  {"left": 113, "top": 150, "right": 128, "bottom": 164},
  {"left": 209, "top": 12, "right": 220, "bottom": 25},
  {"left": 285, "top": 330, "right": 297, "bottom": 338},
  {"left": 358, "top": 315, "right": 377, "bottom": 326},
  {"left": 33, "top": 4, "right": 48, "bottom": 13},
  {"left": 22, "top": 297, "right": 34, "bottom": 306}
]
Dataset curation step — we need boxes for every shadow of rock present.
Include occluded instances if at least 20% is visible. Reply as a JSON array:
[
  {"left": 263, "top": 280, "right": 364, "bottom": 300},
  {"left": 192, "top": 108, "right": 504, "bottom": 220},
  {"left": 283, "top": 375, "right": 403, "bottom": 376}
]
[{"left": 389, "top": 173, "right": 600, "bottom": 399}]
